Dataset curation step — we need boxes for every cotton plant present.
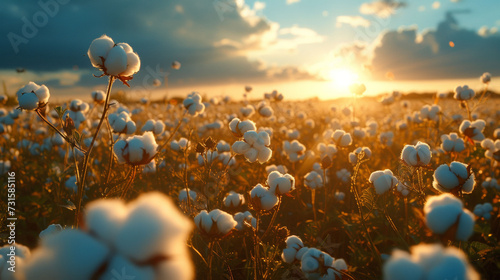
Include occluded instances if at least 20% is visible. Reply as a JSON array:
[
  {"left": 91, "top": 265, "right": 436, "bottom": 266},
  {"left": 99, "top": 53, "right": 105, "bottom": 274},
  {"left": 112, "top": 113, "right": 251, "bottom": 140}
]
[
  {"left": 267, "top": 170, "right": 295, "bottom": 195},
  {"left": 22, "top": 192, "right": 193, "bottom": 280},
  {"left": 250, "top": 184, "right": 279, "bottom": 211},
  {"left": 424, "top": 193, "right": 475, "bottom": 241},
  {"left": 400, "top": 141, "right": 431, "bottom": 167},
  {"left": 232, "top": 131, "right": 272, "bottom": 164},
  {"left": 304, "top": 171, "right": 323, "bottom": 189},
  {"left": 16, "top": 82, "right": 50, "bottom": 111},
  {"left": 480, "top": 138, "right": 500, "bottom": 161},
  {"left": 63, "top": 99, "right": 90, "bottom": 129},
  {"left": 171, "top": 137, "right": 189, "bottom": 152},
  {"left": 240, "top": 104, "right": 255, "bottom": 118},
  {"left": 234, "top": 211, "right": 256, "bottom": 230},
  {"left": 183, "top": 92, "right": 205, "bottom": 116},
  {"left": 473, "top": 203, "right": 494, "bottom": 220},
  {"left": 454, "top": 85, "right": 475, "bottom": 101},
  {"left": 336, "top": 169, "right": 351, "bottom": 183},
  {"left": 317, "top": 143, "right": 337, "bottom": 161},
  {"left": 432, "top": 161, "right": 475, "bottom": 194},
  {"left": 141, "top": 119, "right": 165, "bottom": 135},
  {"left": 265, "top": 164, "right": 288, "bottom": 175},
  {"left": 283, "top": 140, "right": 306, "bottom": 162},
  {"left": 197, "top": 150, "right": 219, "bottom": 166},
  {"left": 369, "top": 169, "right": 399, "bottom": 195},
  {"left": 459, "top": 120, "right": 486, "bottom": 143},
  {"left": 179, "top": 188, "right": 197, "bottom": 203},
  {"left": 39, "top": 224, "right": 63, "bottom": 239},
  {"left": 440, "top": 133, "right": 465, "bottom": 154},
  {"left": 383, "top": 243, "right": 479, "bottom": 280},
  {"left": 481, "top": 177, "right": 500, "bottom": 190},
  {"left": 108, "top": 111, "right": 136, "bottom": 135},
  {"left": 264, "top": 90, "right": 284, "bottom": 101},
  {"left": 331, "top": 129, "right": 352, "bottom": 147},
  {"left": 194, "top": 209, "right": 237, "bottom": 238},
  {"left": 257, "top": 102, "right": 274, "bottom": 118},
  {"left": 349, "top": 147, "right": 372, "bottom": 165},
  {"left": 420, "top": 104, "right": 441, "bottom": 122},
  {"left": 88, "top": 34, "right": 140, "bottom": 83},
  {"left": 282, "top": 235, "right": 306, "bottom": 263},
  {"left": 113, "top": 131, "right": 158, "bottom": 165},
  {"left": 223, "top": 191, "right": 245, "bottom": 208},
  {"left": 229, "top": 118, "right": 256, "bottom": 137}
]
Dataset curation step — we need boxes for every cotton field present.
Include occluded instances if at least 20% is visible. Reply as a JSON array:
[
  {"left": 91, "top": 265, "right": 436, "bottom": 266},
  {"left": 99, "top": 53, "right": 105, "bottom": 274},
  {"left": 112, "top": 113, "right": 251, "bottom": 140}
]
[{"left": 1, "top": 35, "right": 500, "bottom": 280}]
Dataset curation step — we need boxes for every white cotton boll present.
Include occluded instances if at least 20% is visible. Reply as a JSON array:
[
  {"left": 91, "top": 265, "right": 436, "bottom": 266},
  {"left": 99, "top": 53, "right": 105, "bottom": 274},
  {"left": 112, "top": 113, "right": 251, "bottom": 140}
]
[
  {"left": 179, "top": 188, "right": 197, "bottom": 202},
  {"left": 216, "top": 141, "right": 231, "bottom": 152},
  {"left": 113, "top": 140, "right": 127, "bottom": 163},
  {"left": 427, "top": 254, "right": 467, "bottom": 280},
  {"left": 369, "top": 169, "right": 397, "bottom": 194},
  {"left": 455, "top": 209, "right": 475, "bottom": 241},
  {"left": 183, "top": 92, "right": 205, "bottom": 116},
  {"left": 91, "top": 90, "right": 105, "bottom": 103},
  {"left": 266, "top": 164, "right": 288, "bottom": 174},
  {"left": 229, "top": 118, "right": 256, "bottom": 137},
  {"left": 104, "top": 44, "right": 128, "bottom": 76},
  {"left": 304, "top": 171, "right": 323, "bottom": 189},
  {"left": 454, "top": 85, "right": 475, "bottom": 101},
  {"left": 156, "top": 254, "right": 194, "bottom": 280},
  {"left": 282, "top": 248, "right": 299, "bottom": 263},
  {"left": 224, "top": 191, "right": 245, "bottom": 207},
  {"left": 16, "top": 82, "right": 50, "bottom": 110},
  {"left": 121, "top": 51, "right": 141, "bottom": 76},
  {"left": 250, "top": 184, "right": 278, "bottom": 211},
  {"left": 285, "top": 235, "right": 304, "bottom": 250},
  {"left": 194, "top": 210, "right": 213, "bottom": 233},
  {"left": 432, "top": 164, "right": 461, "bottom": 192},
  {"left": 115, "top": 192, "right": 193, "bottom": 262},
  {"left": 383, "top": 250, "right": 424, "bottom": 280},
  {"left": 268, "top": 171, "right": 295, "bottom": 195},
  {"left": 301, "top": 249, "right": 320, "bottom": 273},
  {"left": 98, "top": 255, "right": 155, "bottom": 280},
  {"left": 212, "top": 209, "right": 238, "bottom": 235},
  {"left": 401, "top": 141, "right": 431, "bottom": 166},
  {"left": 480, "top": 72, "right": 491, "bottom": 84},
  {"left": 258, "top": 105, "right": 273, "bottom": 117},
  {"left": 240, "top": 105, "right": 255, "bottom": 117},
  {"left": 88, "top": 35, "right": 114, "bottom": 68},
  {"left": 85, "top": 199, "right": 128, "bottom": 246},
  {"left": 39, "top": 224, "right": 63, "bottom": 239},
  {"left": 424, "top": 194, "right": 464, "bottom": 235},
  {"left": 23, "top": 230, "right": 110, "bottom": 280},
  {"left": 0, "top": 244, "right": 30, "bottom": 280},
  {"left": 232, "top": 141, "right": 250, "bottom": 154},
  {"left": 459, "top": 120, "right": 486, "bottom": 142}
]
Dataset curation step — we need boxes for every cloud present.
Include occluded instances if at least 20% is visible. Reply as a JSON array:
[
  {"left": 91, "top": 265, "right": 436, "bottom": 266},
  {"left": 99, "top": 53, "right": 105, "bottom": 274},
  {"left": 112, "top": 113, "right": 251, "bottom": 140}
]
[
  {"left": 286, "top": 0, "right": 301, "bottom": 4},
  {"left": 478, "top": 26, "right": 498, "bottom": 37},
  {"left": 0, "top": 0, "right": 323, "bottom": 90},
  {"left": 336, "top": 16, "right": 371, "bottom": 27},
  {"left": 360, "top": 0, "right": 407, "bottom": 18},
  {"left": 432, "top": 1, "right": 441, "bottom": 9},
  {"left": 369, "top": 11, "right": 500, "bottom": 80}
]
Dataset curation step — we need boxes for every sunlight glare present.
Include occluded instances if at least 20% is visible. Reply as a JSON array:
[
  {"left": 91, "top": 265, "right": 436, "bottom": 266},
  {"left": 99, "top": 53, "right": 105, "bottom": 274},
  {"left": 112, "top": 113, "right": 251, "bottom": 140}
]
[{"left": 329, "top": 69, "right": 359, "bottom": 88}]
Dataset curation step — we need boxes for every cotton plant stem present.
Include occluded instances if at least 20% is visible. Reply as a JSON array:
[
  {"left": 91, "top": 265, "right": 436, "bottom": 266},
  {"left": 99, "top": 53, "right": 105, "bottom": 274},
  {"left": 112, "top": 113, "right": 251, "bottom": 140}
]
[
  {"left": 312, "top": 189, "right": 317, "bottom": 222},
  {"left": 76, "top": 76, "right": 115, "bottom": 226},
  {"left": 208, "top": 241, "right": 214, "bottom": 280},
  {"left": 384, "top": 210, "right": 409, "bottom": 250},
  {"left": 254, "top": 213, "right": 261, "bottom": 280},
  {"left": 104, "top": 119, "right": 115, "bottom": 184},
  {"left": 35, "top": 109, "right": 86, "bottom": 154},
  {"left": 261, "top": 198, "right": 281, "bottom": 240}
]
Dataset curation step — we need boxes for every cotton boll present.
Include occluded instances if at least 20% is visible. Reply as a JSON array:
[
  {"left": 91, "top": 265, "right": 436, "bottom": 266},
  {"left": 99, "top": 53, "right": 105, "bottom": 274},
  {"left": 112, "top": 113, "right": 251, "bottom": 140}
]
[
  {"left": 401, "top": 141, "right": 431, "bottom": 167},
  {"left": 16, "top": 82, "right": 50, "bottom": 110},
  {"left": 0, "top": 244, "right": 30, "bottom": 280},
  {"left": 455, "top": 209, "right": 475, "bottom": 241},
  {"left": 39, "top": 224, "right": 63, "bottom": 239},
  {"left": 250, "top": 184, "right": 278, "bottom": 211},
  {"left": 104, "top": 44, "right": 128, "bottom": 76},
  {"left": 229, "top": 118, "right": 256, "bottom": 137},
  {"left": 121, "top": 51, "right": 141, "bottom": 76},
  {"left": 268, "top": 171, "right": 295, "bottom": 195},
  {"left": 115, "top": 192, "right": 193, "bottom": 262},
  {"left": 304, "top": 171, "right": 323, "bottom": 189},
  {"left": 454, "top": 85, "right": 476, "bottom": 100},
  {"left": 179, "top": 188, "right": 197, "bottom": 202},
  {"left": 85, "top": 199, "right": 129, "bottom": 246},
  {"left": 23, "top": 230, "right": 110, "bottom": 280},
  {"left": 369, "top": 169, "right": 398, "bottom": 194},
  {"left": 424, "top": 194, "right": 464, "bottom": 235},
  {"left": 211, "top": 209, "right": 238, "bottom": 235},
  {"left": 282, "top": 248, "right": 299, "bottom": 263},
  {"left": 88, "top": 35, "right": 114, "bottom": 68},
  {"left": 183, "top": 92, "right": 205, "bottom": 116},
  {"left": 383, "top": 250, "right": 425, "bottom": 280},
  {"left": 459, "top": 120, "right": 486, "bottom": 142},
  {"left": 224, "top": 191, "right": 245, "bottom": 207}
]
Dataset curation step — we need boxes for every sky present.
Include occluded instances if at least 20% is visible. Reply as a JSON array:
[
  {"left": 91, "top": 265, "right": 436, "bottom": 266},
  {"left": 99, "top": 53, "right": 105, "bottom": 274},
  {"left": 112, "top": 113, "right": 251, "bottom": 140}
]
[{"left": 1, "top": 0, "right": 500, "bottom": 101}]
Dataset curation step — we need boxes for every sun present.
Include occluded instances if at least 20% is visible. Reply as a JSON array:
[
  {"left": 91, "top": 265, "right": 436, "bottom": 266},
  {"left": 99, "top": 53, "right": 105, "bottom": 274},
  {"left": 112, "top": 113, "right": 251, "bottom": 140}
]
[{"left": 328, "top": 68, "right": 359, "bottom": 88}]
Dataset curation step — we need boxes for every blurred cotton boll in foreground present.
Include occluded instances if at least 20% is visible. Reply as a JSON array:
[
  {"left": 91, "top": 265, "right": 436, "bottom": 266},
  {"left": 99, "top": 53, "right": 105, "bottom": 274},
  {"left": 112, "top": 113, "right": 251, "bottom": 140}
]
[
  {"left": 424, "top": 193, "right": 475, "bottom": 241},
  {"left": 113, "top": 131, "right": 158, "bottom": 165},
  {"left": 88, "top": 35, "right": 141, "bottom": 79},
  {"left": 383, "top": 243, "right": 479, "bottom": 280},
  {"left": 16, "top": 82, "right": 50, "bottom": 110},
  {"left": 0, "top": 244, "right": 31, "bottom": 279},
  {"left": 22, "top": 192, "right": 193, "bottom": 280}
]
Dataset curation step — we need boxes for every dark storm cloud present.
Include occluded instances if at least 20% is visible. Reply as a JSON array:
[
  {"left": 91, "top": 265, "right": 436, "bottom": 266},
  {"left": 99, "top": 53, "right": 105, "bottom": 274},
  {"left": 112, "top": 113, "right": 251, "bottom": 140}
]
[
  {"left": 370, "top": 11, "right": 500, "bottom": 80},
  {"left": 0, "top": 0, "right": 316, "bottom": 88}
]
